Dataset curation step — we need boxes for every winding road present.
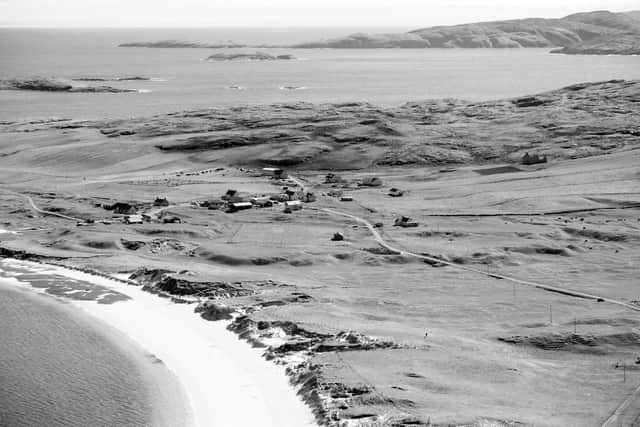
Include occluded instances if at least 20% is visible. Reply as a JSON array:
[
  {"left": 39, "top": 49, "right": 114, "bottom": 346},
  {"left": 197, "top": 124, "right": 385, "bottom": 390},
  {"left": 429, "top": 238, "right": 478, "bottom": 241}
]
[{"left": 315, "top": 207, "right": 640, "bottom": 312}]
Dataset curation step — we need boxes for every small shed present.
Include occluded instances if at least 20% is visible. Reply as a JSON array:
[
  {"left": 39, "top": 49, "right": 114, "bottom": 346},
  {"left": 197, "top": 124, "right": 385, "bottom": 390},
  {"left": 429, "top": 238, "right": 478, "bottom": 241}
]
[
  {"left": 124, "top": 214, "right": 144, "bottom": 224},
  {"left": 284, "top": 200, "right": 303, "bottom": 211},
  {"left": 203, "top": 199, "right": 227, "bottom": 210},
  {"left": 389, "top": 188, "right": 404, "bottom": 197},
  {"left": 325, "top": 173, "right": 345, "bottom": 184},
  {"left": 251, "top": 197, "right": 273, "bottom": 208},
  {"left": 262, "top": 167, "right": 288, "bottom": 179},
  {"left": 360, "top": 177, "right": 383, "bottom": 187},
  {"left": 162, "top": 215, "right": 182, "bottom": 224},
  {"left": 227, "top": 202, "right": 253, "bottom": 213},
  {"left": 522, "top": 152, "right": 548, "bottom": 166},
  {"left": 270, "top": 194, "right": 289, "bottom": 203},
  {"left": 221, "top": 189, "right": 238, "bottom": 201},
  {"left": 153, "top": 197, "right": 169, "bottom": 207},
  {"left": 394, "top": 216, "right": 418, "bottom": 228}
]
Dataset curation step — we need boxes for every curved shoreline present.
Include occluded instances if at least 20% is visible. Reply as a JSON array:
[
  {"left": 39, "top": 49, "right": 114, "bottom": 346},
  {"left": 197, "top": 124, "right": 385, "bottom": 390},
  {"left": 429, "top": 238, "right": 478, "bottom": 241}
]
[
  {"left": 0, "top": 278, "right": 190, "bottom": 427},
  {"left": 0, "top": 258, "right": 317, "bottom": 427}
]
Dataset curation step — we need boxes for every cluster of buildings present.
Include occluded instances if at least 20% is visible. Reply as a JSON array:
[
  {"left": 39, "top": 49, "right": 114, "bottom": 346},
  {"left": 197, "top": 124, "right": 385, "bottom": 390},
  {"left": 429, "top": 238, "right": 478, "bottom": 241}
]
[{"left": 100, "top": 198, "right": 180, "bottom": 225}]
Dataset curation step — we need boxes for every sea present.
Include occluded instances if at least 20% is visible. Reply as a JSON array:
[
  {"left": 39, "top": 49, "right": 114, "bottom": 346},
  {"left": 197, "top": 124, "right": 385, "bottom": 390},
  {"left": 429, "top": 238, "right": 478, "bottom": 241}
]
[{"left": 1, "top": 27, "right": 640, "bottom": 121}]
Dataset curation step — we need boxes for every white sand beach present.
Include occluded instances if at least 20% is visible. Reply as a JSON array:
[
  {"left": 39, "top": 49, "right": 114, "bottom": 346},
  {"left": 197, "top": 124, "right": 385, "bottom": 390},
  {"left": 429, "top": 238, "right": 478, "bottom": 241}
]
[{"left": 1, "top": 259, "right": 317, "bottom": 427}]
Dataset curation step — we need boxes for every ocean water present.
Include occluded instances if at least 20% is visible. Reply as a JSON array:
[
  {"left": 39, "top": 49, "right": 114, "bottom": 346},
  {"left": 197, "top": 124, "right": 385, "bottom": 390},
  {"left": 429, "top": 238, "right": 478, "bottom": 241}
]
[
  {"left": 1, "top": 28, "right": 639, "bottom": 120},
  {"left": 0, "top": 264, "right": 190, "bottom": 427}
]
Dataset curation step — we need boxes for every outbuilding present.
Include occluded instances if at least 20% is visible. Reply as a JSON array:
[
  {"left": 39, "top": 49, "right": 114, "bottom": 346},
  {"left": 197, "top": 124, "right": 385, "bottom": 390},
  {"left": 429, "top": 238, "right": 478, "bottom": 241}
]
[
  {"left": 262, "top": 167, "right": 288, "bottom": 179},
  {"left": 124, "top": 214, "right": 144, "bottom": 224},
  {"left": 284, "top": 200, "right": 303, "bottom": 211},
  {"left": 251, "top": 197, "right": 274, "bottom": 208},
  {"left": 227, "top": 202, "right": 253, "bottom": 213},
  {"left": 360, "top": 177, "right": 383, "bottom": 187},
  {"left": 153, "top": 197, "right": 169, "bottom": 207},
  {"left": 389, "top": 188, "right": 404, "bottom": 197}
]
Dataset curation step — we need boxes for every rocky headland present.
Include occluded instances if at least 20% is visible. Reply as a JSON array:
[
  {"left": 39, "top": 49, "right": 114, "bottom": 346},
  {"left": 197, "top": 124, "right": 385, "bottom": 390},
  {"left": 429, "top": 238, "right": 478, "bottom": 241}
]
[{"left": 298, "top": 10, "right": 640, "bottom": 55}]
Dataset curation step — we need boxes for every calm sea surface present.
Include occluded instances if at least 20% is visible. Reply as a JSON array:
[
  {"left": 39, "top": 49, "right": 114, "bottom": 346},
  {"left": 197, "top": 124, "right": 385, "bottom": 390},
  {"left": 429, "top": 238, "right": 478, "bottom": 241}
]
[
  {"left": 1, "top": 28, "right": 639, "bottom": 120},
  {"left": 0, "top": 264, "right": 189, "bottom": 427}
]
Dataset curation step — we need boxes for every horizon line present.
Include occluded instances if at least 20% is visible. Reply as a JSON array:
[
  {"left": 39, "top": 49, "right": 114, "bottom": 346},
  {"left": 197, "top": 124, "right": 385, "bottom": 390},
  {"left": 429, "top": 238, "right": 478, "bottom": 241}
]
[{"left": 1, "top": 8, "right": 638, "bottom": 30}]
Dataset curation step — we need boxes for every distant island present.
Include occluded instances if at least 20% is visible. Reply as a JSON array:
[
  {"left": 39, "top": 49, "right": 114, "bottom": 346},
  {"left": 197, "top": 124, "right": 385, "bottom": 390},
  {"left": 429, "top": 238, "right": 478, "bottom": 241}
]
[
  {"left": 206, "top": 52, "right": 296, "bottom": 61},
  {"left": 120, "top": 40, "right": 249, "bottom": 48},
  {"left": 0, "top": 78, "right": 139, "bottom": 93},
  {"left": 119, "top": 10, "right": 640, "bottom": 55}
]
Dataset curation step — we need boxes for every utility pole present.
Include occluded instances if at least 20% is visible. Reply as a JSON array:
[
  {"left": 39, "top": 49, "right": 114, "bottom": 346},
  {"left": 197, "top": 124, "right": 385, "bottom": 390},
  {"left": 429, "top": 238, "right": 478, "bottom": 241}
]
[
  {"left": 574, "top": 317, "right": 577, "bottom": 334},
  {"left": 549, "top": 304, "right": 553, "bottom": 325}
]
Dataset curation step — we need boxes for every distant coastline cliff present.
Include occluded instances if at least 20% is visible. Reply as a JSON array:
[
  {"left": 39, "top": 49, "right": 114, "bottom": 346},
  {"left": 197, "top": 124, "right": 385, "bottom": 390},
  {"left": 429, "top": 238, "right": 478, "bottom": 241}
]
[{"left": 120, "top": 10, "right": 640, "bottom": 55}]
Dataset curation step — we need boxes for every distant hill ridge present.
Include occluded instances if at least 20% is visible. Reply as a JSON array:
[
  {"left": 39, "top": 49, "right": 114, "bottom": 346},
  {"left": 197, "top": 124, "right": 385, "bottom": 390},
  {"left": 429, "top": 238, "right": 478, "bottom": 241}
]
[{"left": 292, "top": 10, "right": 640, "bottom": 54}]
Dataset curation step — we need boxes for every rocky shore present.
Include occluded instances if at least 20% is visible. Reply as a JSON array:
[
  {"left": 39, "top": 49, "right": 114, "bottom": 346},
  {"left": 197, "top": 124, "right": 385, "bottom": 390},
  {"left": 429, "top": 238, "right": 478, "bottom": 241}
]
[{"left": 0, "top": 251, "right": 407, "bottom": 425}]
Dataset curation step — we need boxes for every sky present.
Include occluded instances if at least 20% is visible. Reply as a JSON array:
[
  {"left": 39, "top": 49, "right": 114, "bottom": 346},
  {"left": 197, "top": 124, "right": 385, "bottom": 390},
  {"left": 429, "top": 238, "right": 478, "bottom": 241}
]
[{"left": 1, "top": 0, "right": 638, "bottom": 28}]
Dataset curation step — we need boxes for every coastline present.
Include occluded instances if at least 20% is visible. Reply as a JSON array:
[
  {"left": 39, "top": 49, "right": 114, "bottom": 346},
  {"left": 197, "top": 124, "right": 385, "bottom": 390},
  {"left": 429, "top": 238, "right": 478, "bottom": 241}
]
[{"left": 0, "top": 258, "right": 317, "bottom": 427}]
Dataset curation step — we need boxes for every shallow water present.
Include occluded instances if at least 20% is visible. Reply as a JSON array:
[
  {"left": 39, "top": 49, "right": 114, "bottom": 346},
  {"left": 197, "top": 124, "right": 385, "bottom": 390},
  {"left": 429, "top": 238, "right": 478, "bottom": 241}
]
[
  {"left": 0, "top": 264, "right": 190, "bottom": 427},
  {"left": 1, "top": 28, "right": 639, "bottom": 120}
]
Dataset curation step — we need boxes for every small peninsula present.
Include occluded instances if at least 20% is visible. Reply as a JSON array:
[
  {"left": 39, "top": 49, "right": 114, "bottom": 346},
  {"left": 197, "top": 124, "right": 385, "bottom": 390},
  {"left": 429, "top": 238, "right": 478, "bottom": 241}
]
[{"left": 0, "top": 78, "right": 139, "bottom": 93}]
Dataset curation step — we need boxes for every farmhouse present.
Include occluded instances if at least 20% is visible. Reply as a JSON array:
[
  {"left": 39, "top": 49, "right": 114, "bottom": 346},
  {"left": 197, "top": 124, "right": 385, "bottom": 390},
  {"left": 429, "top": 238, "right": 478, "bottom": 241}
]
[{"left": 109, "top": 202, "right": 136, "bottom": 215}]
